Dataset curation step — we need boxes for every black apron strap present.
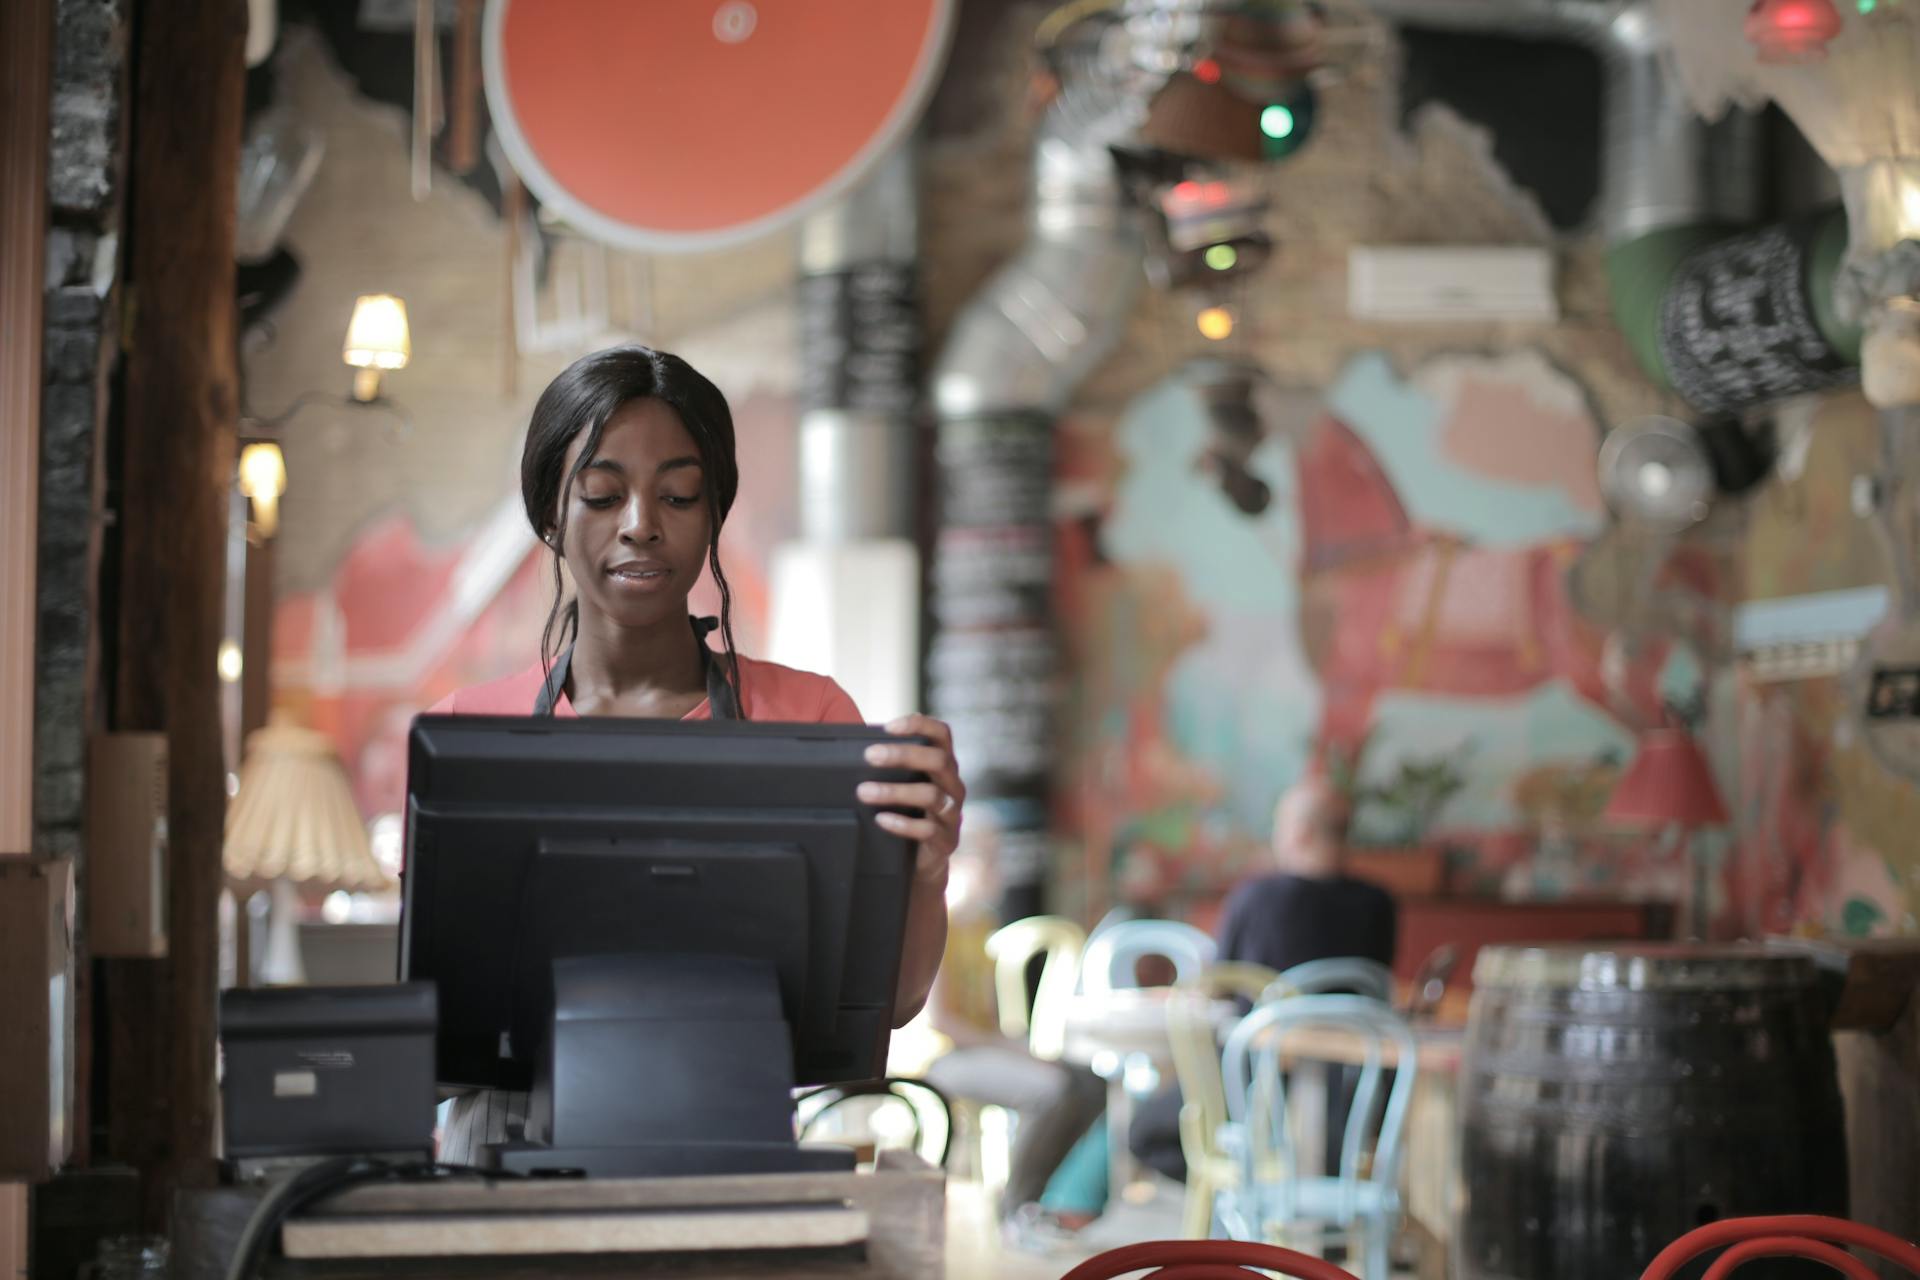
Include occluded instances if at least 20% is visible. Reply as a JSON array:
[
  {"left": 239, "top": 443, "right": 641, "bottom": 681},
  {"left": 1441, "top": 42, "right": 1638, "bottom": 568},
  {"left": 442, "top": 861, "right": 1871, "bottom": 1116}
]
[
  {"left": 533, "top": 647, "right": 571, "bottom": 717},
  {"left": 693, "top": 615, "right": 742, "bottom": 721},
  {"left": 532, "top": 616, "right": 740, "bottom": 720}
]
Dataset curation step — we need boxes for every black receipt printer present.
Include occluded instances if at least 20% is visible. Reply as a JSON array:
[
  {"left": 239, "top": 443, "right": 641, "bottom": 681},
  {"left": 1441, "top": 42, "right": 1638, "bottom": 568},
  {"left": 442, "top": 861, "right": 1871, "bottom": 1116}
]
[{"left": 220, "top": 982, "right": 438, "bottom": 1159}]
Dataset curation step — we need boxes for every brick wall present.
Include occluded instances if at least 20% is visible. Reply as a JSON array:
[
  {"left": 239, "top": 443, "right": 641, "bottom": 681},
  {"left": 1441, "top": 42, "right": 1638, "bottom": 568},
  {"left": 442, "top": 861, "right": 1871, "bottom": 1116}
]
[{"left": 34, "top": 0, "right": 126, "bottom": 861}]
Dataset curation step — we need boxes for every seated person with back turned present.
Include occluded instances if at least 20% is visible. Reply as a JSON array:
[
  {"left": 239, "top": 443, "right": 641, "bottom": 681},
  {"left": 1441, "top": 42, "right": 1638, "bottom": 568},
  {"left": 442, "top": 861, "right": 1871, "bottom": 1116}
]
[
  {"left": 1215, "top": 767, "right": 1396, "bottom": 977},
  {"left": 1129, "top": 767, "right": 1397, "bottom": 1185}
]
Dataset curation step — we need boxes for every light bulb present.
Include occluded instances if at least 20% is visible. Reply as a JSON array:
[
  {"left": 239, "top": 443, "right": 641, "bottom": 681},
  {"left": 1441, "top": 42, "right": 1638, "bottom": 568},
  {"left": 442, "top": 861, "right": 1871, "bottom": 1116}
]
[
  {"left": 1745, "top": 0, "right": 1844, "bottom": 61},
  {"left": 238, "top": 441, "right": 286, "bottom": 500},
  {"left": 237, "top": 441, "right": 286, "bottom": 538},
  {"left": 217, "top": 639, "right": 244, "bottom": 684},
  {"left": 1197, "top": 306, "right": 1235, "bottom": 341}
]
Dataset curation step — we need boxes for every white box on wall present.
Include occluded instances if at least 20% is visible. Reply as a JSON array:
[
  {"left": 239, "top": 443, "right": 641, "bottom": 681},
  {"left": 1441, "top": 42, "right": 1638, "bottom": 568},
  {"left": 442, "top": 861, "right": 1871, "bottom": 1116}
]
[
  {"left": 1347, "top": 245, "right": 1558, "bottom": 323},
  {"left": 87, "top": 733, "right": 169, "bottom": 958}
]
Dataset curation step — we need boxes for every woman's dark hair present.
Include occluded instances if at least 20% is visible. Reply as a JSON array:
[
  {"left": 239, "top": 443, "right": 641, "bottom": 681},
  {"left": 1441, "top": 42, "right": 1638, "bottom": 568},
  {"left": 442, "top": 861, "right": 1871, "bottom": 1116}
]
[{"left": 520, "top": 345, "right": 743, "bottom": 711}]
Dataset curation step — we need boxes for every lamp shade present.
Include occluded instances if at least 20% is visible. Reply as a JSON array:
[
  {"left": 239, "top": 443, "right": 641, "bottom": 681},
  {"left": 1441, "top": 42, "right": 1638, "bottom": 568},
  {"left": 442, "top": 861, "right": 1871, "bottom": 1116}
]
[
  {"left": 237, "top": 441, "right": 286, "bottom": 501},
  {"left": 223, "top": 720, "right": 389, "bottom": 892},
  {"left": 1603, "top": 727, "right": 1730, "bottom": 829},
  {"left": 237, "top": 441, "right": 287, "bottom": 538},
  {"left": 341, "top": 294, "right": 410, "bottom": 370}
]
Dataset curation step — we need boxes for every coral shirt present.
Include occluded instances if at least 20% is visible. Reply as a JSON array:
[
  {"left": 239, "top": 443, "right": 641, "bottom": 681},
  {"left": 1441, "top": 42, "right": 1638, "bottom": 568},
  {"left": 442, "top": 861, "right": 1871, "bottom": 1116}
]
[{"left": 429, "top": 652, "right": 863, "bottom": 724}]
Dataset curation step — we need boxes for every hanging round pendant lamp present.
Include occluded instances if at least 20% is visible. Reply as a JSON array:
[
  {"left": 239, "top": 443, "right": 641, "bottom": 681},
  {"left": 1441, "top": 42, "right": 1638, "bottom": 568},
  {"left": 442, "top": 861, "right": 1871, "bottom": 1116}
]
[{"left": 483, "top": 0, "right": 954, "bottom": 252}]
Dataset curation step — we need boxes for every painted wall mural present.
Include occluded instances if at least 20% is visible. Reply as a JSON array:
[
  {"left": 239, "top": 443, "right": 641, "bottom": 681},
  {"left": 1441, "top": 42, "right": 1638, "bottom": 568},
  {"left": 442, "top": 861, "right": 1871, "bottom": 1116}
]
[
  {"left": 267, "top": 333, "right": 1916, "bottom": 939},
  {"left": 1054, "top": 349, "right": 1722, "bottom": 919},
  {"left": 1728, "top": 393, "right": 1920, "bottom": 937}
]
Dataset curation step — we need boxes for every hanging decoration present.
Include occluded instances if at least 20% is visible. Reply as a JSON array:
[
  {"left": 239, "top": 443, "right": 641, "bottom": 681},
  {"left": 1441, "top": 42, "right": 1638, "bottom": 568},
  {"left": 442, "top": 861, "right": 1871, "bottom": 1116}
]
[
  {"left": 1744, "top": 0, "right": 1845, "bottom": 62},
  {"left": 1660, "top": 0, "right": 1920, "bottom": 407},
  {"left": 483, "top": 0, "right": 955, "bottom": 252}
]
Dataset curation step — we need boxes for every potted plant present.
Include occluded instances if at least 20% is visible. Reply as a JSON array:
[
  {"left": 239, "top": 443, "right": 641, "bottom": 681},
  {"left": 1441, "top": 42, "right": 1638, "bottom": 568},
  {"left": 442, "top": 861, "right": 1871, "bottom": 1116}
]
[{"left": 1325, "top": 738, "right": 1468, "bottom": 897}]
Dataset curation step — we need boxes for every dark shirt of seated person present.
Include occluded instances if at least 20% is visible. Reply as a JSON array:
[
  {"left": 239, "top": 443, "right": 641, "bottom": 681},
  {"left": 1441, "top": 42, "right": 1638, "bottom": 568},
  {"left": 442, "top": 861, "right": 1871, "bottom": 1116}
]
[
  {"left": 1130, "top": 771, "right": 1397, "bottom": 1187},
  {"left": 1215, "top": 769, "right": 1397, "bottom": 978}
]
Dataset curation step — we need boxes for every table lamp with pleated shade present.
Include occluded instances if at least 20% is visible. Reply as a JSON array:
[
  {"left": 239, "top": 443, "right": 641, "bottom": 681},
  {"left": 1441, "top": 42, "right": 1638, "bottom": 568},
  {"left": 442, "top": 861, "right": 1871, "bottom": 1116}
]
[
  {"left": 224, "top": 717, "right": 389, "bottom": 983},
  {"left": 225, "top": 719, "right": 388, "bottom": 891},
  {"left": 1603, "top": 727, "right": 1729, "bottom": 829},
  {"left": 1603, "top": 726, "right": 1729, "bottom": 938}
]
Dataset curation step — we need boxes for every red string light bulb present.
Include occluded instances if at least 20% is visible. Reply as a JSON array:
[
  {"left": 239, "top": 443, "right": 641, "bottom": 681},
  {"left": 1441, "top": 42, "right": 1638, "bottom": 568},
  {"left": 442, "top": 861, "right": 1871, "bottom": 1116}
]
[{"left": 1745, "top": 0, "right": 1846, "bottom": 61}]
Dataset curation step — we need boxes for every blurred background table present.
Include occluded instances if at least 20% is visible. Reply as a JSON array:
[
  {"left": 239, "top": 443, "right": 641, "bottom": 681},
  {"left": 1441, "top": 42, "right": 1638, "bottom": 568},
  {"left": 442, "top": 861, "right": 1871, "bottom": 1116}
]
[{"left": 1059, "top": 989, "right": 1239, "bottom": 1197}]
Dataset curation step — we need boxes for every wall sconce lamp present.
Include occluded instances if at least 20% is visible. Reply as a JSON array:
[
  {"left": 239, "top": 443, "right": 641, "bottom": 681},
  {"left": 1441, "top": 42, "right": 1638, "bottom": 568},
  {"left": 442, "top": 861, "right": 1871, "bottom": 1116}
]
[
  {"left": 237, "top": 292, "right": 411, "bottom": 541},
  {"left": 342, "top": 293, "right": 411, "bottom": 402},
  {"left": 238, "top": 291, "right": 412, "bottom": 539},
  {"left": 237, "top": 440, "right": 288, "bottom": 539}
]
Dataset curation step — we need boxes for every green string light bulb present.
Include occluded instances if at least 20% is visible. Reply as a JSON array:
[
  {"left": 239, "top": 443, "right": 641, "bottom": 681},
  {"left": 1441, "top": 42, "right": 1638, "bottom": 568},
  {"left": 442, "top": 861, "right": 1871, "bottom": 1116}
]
[{"left": 1258, "top": 85, "right": 1317, "bottom": 160}]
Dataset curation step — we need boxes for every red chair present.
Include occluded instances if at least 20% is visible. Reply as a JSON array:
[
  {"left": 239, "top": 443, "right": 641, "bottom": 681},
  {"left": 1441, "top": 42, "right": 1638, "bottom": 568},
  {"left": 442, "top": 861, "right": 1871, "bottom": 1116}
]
[
  {"left": 1060, "top": 1240, "right": 1362, "bottom": 1280},
  {"left": 1640, "top": 1215, "right": 1920, "bottom": 1280}
]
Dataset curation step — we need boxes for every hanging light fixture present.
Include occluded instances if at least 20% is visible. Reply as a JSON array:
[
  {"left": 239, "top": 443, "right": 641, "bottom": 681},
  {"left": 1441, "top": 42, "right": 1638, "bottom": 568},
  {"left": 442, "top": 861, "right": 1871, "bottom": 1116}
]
[
  {"left": 1744, "top": 0, "right": 1845, "bottom": 62},
  {"left": 1660, "top": 0, "right": 1920, "bottom": 407}
]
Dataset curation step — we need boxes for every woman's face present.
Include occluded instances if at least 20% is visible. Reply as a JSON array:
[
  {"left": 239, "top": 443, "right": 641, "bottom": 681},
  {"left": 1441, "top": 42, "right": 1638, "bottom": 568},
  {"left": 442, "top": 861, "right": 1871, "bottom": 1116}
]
[{"left": 558, "top": 397, "right": 712, "bottom": 631}]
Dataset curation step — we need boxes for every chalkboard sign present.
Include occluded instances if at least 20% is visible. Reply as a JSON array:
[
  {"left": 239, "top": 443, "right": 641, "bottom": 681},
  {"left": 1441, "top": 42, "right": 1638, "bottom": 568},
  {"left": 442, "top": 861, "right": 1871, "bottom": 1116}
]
[
  {"left": 932, "top": 527, "right": 1053, "bottom": 628},
  {"left": 1854, "top": 621, "right": 1920, "bottom": 785},
  {"left": 797, "top": 264, "right": 919, "bottom": 415},
  {"left": 1658, "top": 215, "right": 1856, "bottom": 417},
  {"left": 935, "top": 416, "right": 1053, "bottom": 528},
  {"left": 928, "top": 412, "right": 1059, "bottom": 898},
  {"left": 1867, "top": 665, "right": 1920, "bottom": 719}
]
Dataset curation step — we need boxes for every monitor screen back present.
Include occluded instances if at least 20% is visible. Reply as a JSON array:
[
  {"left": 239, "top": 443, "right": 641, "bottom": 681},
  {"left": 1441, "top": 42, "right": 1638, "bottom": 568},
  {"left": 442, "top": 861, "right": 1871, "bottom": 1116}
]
[{"left": 400, "top": 715, "right": 920, "bottom": 1090}]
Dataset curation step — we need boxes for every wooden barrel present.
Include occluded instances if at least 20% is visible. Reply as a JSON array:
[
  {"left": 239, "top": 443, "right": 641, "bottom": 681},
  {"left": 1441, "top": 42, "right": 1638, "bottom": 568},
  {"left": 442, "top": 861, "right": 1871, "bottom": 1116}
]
[{"left": 1457, "top": 945, "right": 1847, "bottom": 1280}]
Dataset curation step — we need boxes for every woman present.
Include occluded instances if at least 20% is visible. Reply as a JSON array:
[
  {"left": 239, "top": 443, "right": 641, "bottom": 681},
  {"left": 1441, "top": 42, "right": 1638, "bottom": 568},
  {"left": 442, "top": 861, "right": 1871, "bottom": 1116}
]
[{"left": 433, "top": 345, "right": 963, "bottom": 1162}]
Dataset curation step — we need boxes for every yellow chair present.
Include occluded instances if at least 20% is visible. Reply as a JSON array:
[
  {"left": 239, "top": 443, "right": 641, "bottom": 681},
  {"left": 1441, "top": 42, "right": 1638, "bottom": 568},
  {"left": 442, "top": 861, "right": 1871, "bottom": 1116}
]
[
  {"left": 1167, "top": 961, "right": 1279, "bottom": 1238},
  {"left": 984, "top": 914, "right": 1087, "bottom": 1063},
  {"left": 933, "top": 915, "right": 1087, "bottom": 1191}
]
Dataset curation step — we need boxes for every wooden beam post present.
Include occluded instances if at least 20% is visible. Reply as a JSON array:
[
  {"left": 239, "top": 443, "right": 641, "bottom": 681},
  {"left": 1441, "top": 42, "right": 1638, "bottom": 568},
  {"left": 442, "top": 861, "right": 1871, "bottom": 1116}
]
[
  {"left": 1, "top": 0, "right": 53, "bottom": 1255},
  {"left": 1, "top": 0, "right": 52, "bottom": 862},
  {"left": 450, "top": 0, "right": 483, "bottom": 174},
  {"left": 106, "top": 0, "right": 246, "bottom": 1219}
]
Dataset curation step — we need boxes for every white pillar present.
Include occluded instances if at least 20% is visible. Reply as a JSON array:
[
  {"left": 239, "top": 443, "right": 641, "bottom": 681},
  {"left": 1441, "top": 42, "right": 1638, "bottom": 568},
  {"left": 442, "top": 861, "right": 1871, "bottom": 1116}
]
[{"left": 769, "top": 539, "right": 920, "bottom": 725}]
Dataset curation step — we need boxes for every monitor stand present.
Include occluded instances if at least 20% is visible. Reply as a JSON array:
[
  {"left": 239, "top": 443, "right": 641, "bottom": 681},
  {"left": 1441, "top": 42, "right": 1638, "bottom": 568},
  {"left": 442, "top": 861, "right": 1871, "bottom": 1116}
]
[{"left": 480, "top": 953, "right": 856, "bottom": 1179}]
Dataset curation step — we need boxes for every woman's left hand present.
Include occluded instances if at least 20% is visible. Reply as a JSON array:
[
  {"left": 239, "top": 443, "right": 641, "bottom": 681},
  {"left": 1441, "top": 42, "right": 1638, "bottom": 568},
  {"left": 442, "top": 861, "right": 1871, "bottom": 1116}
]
[{"left": 859, "top": 714, "right": 965, "bottom": 886}]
